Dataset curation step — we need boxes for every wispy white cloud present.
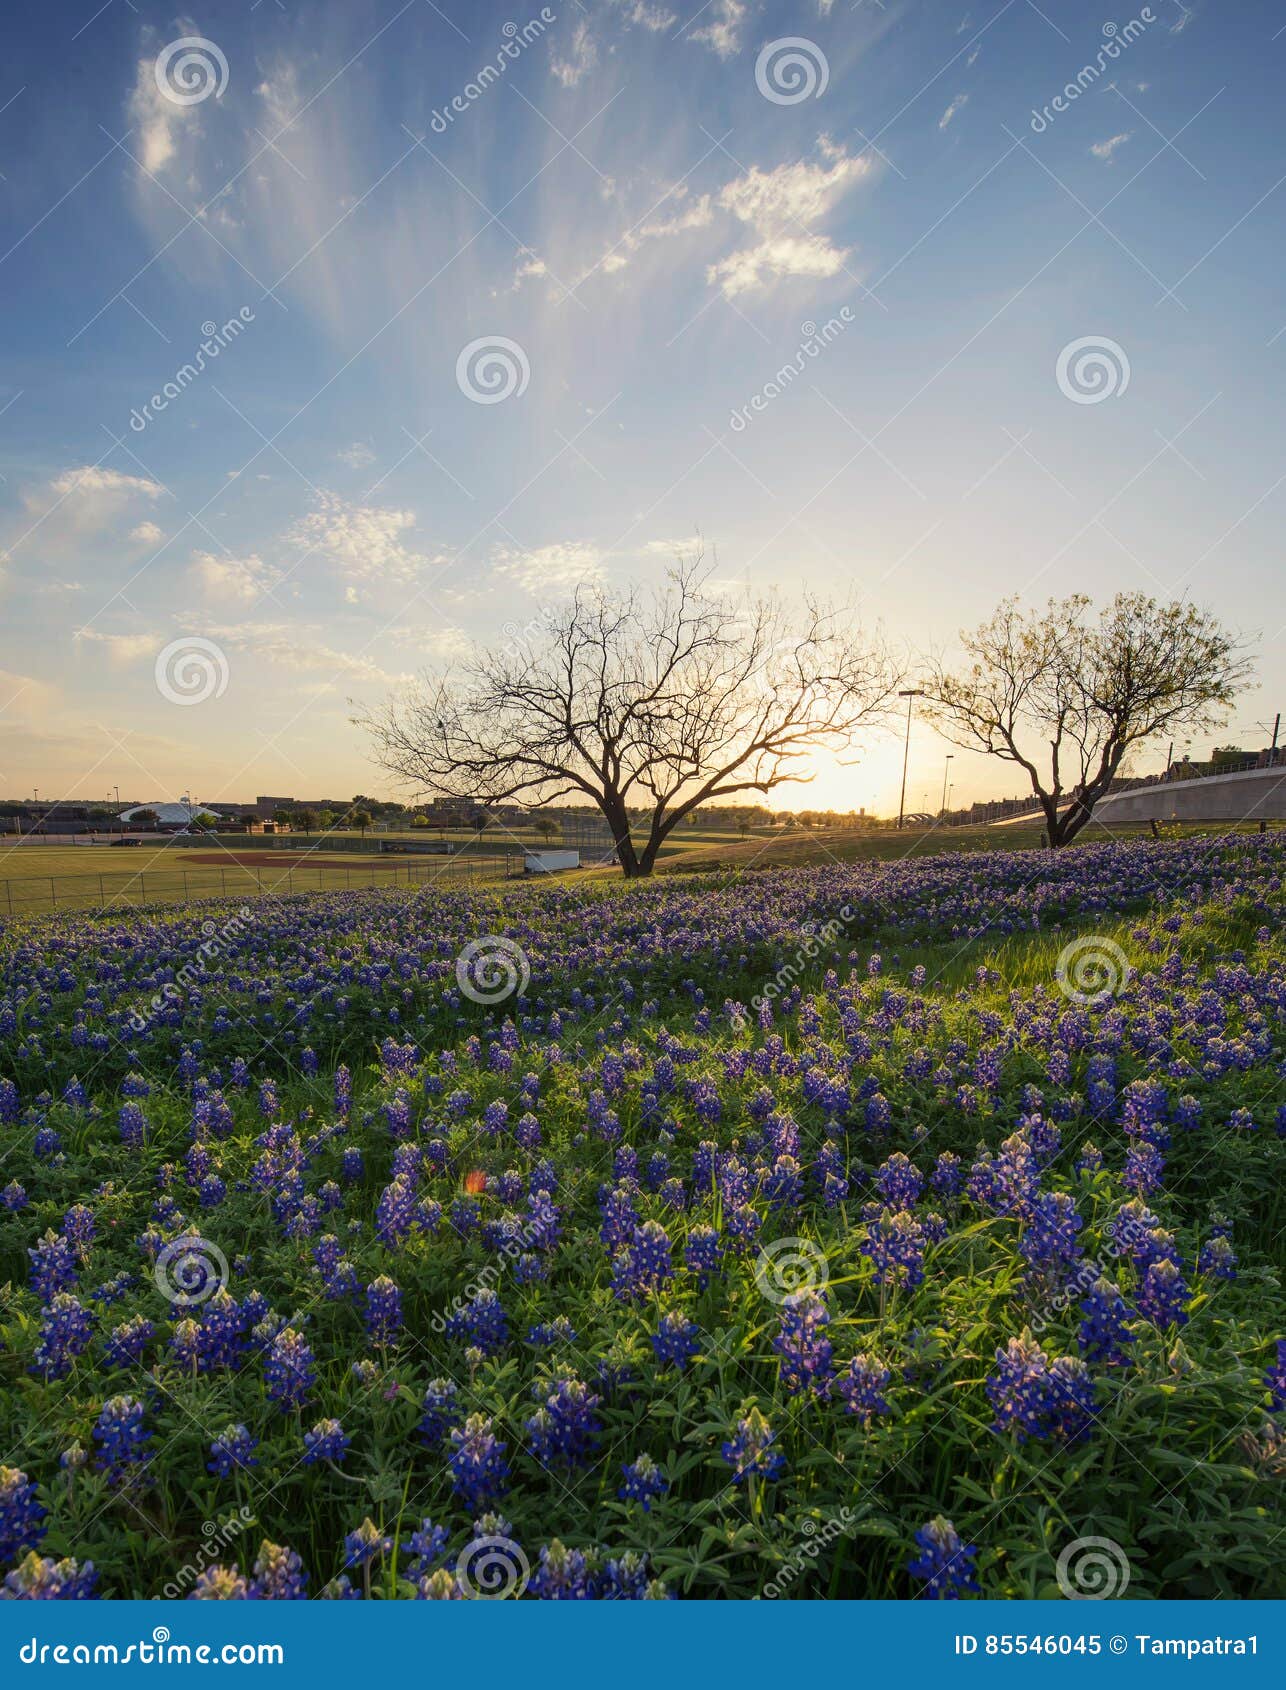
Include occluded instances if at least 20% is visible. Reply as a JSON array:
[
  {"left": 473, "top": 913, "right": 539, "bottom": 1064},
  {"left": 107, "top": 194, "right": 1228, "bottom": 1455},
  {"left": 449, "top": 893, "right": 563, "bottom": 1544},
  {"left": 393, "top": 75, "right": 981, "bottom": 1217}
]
[
  {"left": 191, "top": 551, "right": 281, "bottom": 604},
  {"left": 939, "top": 93, "right": 969, "bottom": 130},
  {"left": 690, "top": 0, "right": 748, "bottom": 59},
  {"left": 74, "top": 628, "right": 160, "bottom": 664},
  {"left": 337, "top": 443, "right": 376, "bottom": 469},
  {"left": 129, "top": 520, "right": 165, "bottom": 544},
  {"left": 126, "top": 20, "right": 221, "bottom": 178},
  {"left": 707, "top": 141, "right": 871, "bottom": 298},
  {"left": 5, "top": 465, "right": 163, "bottom": 562},
  {"left": 46, "top": 466, "right": 161, "bottom": 503},
  {"left": 493, "top": 541, "right": 604, "bottom": 591},
  {"left": 196, "top": 619, "right": 411, "bottom": 684},
  {"left": 1090, "top": 131, "right": 1133, "bottom": 161},
  {"left": 551, "top": 18, "right": 598, "bottom": 87},
  {"left": 289, "top": 492, "right": 440, "bottom": 585}
]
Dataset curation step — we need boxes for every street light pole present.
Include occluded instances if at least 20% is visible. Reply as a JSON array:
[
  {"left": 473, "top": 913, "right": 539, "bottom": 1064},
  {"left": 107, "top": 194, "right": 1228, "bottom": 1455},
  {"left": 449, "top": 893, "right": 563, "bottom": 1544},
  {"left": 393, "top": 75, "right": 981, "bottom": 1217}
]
[
  {"left": 940, "top": 753, "right": 954, "bottom": 815},
  {"left": 896, "top": 689, "right": 923, "bottom": 831}
]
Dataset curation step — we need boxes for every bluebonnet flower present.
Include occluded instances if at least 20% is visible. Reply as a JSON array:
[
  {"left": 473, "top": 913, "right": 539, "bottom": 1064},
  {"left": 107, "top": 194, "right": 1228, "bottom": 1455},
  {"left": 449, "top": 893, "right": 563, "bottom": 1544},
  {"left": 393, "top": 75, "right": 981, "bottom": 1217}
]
[
  {"left": 528, "top": 1317, "right": 578, "bottom": 1348},
  {"left": 930, "top": 1152, "right": 962, "bottom": 1197},
  {"left": 772, "top": 1291, "right": 833, "bottom": 1399},
  {"left": 987, "top": 1335, "right": 1097, "bottom": 1443},
  {"left": 1043, "top": 1357, "right": 1098, "bottom": 1444},
  {"left": 611, "top": 1221, "right": 674, "bottom": 1301},
  {"left": 528, "top": 1539, "right": 596, "bottom": 1600},
  {"left": 598, "top": 1184, "right": 639, "bottom": 1250},
  {"left": 364, "top": 1276, "right": 403, "bottom": 1346},
  {"left": 525, "top": 1378, "right": 602, "bottom": 1469},
  {"left": 303, "top": 1419, "right": 351, "bottom": 1466},
  {"left": 1136, "top": 1258, "right": 1189, "bottom": 1329},
  {"left": 837, "top": 1354, "right": 892, "bottom": 1424},
  {"left": 1019, "top": 1192, "right": 1084, "bottom": 1282},
  {"left": 447, "top": 1415, "right": 510, "bottom": 1509},
  {"left": 0, "top": 1552, "right": 97, "bottom": 1600},
  {"left": 447, "top": 1288, "right": 509, "bottom": 1354},
  {"left": 418, "top": 1379, "right": 459, "bottom": 1442},
  {"left": 651, "top": 1310, "right": 700, "bottom": 1370},
  {"left": 208, "top": 1424, "right": 259, "bottom": 1478},
  {"left": 876, "top": 1152, "right": 923, "bottom": 1209},
  {"left": 907, "top": 1517, "right": 979, "bottom": 1600},
  {"left": 264, "top": 1328, "right": 316, "bottom": 1411},
  {"left": 1077, "top": 1279, "right": 1135, "bottom": 1368},
  {"left": 599, "top": 1551, "right": 661, "bottom": 1599},
  {"left": 92, "top": 1396, "right": 150, "bottom": 1486},
  {"left": 405, "top": 1518, "right": 450, "bottom": 1577},
  {"left": 1265, "top": 1341, "right": 1286, "bottom": 1412},
  {"left": 344, "top": 1518, "right": 391, "bottom": 1568},
  {"left": 1123, "top": 1143, "right": 1166, "bottom": 1196},
  {"left": 2, "top": 1180, "right": 27, "bottom": 1212},
  {"left": 0, "top": 1468, "right": 47, "bottom": 1564},
  {"left": 28, "top": 1231, "right": 77, "bottom": 1300},
  {"left": 722, "top": 1407, "right": 785, "bottom": 1483},
  {"left": 1174, "top": 1095, "right": 1202, "bottom": 1131},
  {"left": 414, "top": 1569, "right": 466, "bottom": 1599},
  {"left": 861, "top": 1210, "right": 925, "bottom": 1290},
  {"left": 198, "top": 1289, "right": 248, "bottom": 1371},
  {"left": 1074, "top": 1142, "right": 1103, "bottom": 1175},
  {"left": 619, "top": 1454, "right": 668, "bottom": 1511},
  {"left": 31, "top": 1294, "right": 95, "bottom": 1380},
  {"left": 1197, "top": 1235, "right": 1238, "bottom": 1281},
  {"left": 189, "top": 1567, "right": 251, "bottom": 1600},
  {"left": 250, "top": 1541, "right": 308, "bottom": 1600}
]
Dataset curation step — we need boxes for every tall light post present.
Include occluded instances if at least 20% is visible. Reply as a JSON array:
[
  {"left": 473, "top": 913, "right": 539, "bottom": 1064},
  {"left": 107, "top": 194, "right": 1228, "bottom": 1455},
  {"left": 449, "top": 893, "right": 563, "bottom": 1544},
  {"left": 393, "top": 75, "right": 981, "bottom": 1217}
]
[
  {"left": 896, "top": 688, "right": 923, "bottom": 831},
  {"left": 940, "top": 753, "right": 954, "bottom": 815}
]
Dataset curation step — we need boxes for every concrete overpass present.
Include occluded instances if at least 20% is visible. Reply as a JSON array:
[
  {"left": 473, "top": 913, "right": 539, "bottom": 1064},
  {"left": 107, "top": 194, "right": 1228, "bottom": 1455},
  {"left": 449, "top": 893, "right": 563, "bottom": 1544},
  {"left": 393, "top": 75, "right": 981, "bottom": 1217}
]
[{"left": 1094, "top": 764, "right": 1286, "bottom": 825}]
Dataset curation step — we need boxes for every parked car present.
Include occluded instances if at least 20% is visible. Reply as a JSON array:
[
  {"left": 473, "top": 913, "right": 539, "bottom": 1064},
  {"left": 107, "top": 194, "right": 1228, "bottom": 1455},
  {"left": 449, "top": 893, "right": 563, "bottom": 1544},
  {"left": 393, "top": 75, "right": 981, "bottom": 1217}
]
[{"left": 110, "top": 836, "right": 143, "bottom": 847}]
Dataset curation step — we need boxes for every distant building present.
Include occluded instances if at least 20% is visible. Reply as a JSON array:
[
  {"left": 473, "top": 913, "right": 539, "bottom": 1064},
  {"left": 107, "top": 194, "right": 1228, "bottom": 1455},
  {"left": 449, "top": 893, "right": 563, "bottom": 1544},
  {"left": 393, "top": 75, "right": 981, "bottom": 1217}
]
[{"left": 117, "top": 801, "right": 232, "bottom": 828}]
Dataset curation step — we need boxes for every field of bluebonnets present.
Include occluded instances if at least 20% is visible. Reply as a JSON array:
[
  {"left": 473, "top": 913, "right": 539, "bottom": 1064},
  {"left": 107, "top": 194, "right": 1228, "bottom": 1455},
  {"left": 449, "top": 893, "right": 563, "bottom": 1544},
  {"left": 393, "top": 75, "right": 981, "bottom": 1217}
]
[{"left": 1, "top": 833, "right": 1285, "bottom": 1601}]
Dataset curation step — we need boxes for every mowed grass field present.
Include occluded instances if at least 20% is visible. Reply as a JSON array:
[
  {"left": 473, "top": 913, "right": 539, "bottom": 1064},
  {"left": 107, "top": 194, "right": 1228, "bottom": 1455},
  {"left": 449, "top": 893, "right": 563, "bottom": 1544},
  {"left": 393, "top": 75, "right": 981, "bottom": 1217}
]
[
  {"left": 2, "top": 817, "right": 1275, "bottom": 917},
  {"left": 0, "top": 840, "right": 517, "bottom": 917}
]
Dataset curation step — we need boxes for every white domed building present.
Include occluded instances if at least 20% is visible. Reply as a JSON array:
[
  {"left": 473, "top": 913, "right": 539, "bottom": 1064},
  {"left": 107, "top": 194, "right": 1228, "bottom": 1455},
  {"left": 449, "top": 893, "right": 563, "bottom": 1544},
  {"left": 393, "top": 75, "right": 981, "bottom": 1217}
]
[{"left": 117, "top": 801, "right": 226, "bottom": 828}]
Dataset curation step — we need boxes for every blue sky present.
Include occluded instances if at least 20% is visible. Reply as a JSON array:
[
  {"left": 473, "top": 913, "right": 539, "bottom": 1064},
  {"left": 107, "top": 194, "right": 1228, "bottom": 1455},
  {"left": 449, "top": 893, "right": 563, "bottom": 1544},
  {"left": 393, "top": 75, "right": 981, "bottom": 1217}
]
[{"left": 1, "top": 0, "right": 1283, "bottom": 812}]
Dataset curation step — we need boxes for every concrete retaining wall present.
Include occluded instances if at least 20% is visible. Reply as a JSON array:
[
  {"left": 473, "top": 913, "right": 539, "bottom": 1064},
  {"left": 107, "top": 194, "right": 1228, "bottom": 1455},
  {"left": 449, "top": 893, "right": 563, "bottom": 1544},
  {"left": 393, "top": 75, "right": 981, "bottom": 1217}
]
[{"left": 1094, "top": 765, "right": 1286, "bottom": 824}]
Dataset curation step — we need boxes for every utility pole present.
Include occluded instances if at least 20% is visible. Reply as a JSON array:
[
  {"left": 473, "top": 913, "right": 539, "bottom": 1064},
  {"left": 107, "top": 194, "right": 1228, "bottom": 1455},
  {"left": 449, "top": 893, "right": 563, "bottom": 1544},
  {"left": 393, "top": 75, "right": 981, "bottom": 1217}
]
[
  {"left": 896, "top": 689, "right": 923, "bottom": 830},
  {"left": 1272, "top": 713, "right": 1281, "bottom": 766}
]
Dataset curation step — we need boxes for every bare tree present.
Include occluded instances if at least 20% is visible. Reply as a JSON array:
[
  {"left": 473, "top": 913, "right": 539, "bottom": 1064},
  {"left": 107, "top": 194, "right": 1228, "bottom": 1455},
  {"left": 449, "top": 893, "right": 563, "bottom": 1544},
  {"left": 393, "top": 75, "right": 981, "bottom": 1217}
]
[
  {"left": 923, "top": 594, "right": 1251, "bottom": 847},
  {"left": 360, "top": 559, "right": 899, "bottom": 877}
]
